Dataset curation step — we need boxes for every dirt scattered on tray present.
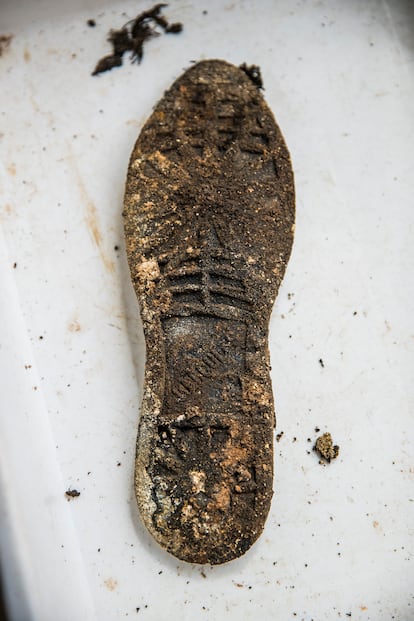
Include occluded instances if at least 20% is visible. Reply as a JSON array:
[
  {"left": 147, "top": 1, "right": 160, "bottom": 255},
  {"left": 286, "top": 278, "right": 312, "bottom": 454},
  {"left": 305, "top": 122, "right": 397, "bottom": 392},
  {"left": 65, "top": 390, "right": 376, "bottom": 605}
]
[
  {"left": 314, "top": 432, "right": 339, "bottom": 463},
  {"left": 65, "top": 489, "right": 81, "bottom": 499},
  {"left": 0, "top": 35, "right": 13, "bottom": 57},
  {"left": 92, "top": 3, "right": 183, "bottom": 76}
]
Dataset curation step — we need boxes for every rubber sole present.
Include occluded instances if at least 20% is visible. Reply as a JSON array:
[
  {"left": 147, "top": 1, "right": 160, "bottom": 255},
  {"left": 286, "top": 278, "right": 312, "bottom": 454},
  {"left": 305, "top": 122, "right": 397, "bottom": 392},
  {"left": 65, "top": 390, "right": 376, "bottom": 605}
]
[{"left": 124, "top": 60, "right": 295, "bottom": 564}]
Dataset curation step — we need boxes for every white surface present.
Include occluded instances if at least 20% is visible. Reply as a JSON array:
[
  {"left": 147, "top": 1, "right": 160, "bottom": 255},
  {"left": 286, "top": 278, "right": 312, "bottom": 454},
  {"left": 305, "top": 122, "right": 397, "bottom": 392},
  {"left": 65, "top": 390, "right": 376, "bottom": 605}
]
[{"left": 1, "top": 1, "right": 413, "bottom": 620}]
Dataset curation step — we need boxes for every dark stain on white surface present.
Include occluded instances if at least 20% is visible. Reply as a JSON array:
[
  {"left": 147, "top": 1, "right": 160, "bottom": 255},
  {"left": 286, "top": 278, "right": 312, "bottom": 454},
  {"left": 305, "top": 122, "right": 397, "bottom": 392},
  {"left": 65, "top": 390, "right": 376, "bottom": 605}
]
[{"left": 0, "top": 34, "right": 13, "bottom": 56}]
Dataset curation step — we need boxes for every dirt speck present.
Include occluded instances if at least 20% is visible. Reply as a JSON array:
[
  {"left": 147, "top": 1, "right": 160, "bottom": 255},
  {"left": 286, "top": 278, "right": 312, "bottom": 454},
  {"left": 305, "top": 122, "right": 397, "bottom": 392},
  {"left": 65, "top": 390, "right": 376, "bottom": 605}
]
[
  {"left": 104, "top": 577, "right": 118, "bottom": 591},
  {"left": 314, "top": 432, "right": 339, "bottom": 463},
  {"left": 7, "top": 163, "right": 16, "bottom": 176},
  {"left": 65, "top": 489, "right": 81, "bottom": 499},
  {"left": 24, "top": 48, "right": 31, "bottom": 62}
]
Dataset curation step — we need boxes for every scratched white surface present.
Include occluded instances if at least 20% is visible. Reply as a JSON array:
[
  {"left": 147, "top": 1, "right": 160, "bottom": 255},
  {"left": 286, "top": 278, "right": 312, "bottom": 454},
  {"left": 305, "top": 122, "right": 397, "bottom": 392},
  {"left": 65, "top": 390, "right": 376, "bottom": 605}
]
[{"left": 0, "top": 0, "right": 413, "bottom": 619}]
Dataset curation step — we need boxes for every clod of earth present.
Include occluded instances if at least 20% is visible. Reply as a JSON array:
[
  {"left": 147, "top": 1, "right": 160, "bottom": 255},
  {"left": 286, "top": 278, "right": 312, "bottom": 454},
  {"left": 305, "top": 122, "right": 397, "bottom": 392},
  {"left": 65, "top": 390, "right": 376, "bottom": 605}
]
[
  {"left": 239, "top": 63, "right": 263, "bottom": 89},
  {"left": 92, "top": 3, "right": 183, "bottom": 76},
  {"left": 314, "top": 432, "right": 339, "bottom": 463}
]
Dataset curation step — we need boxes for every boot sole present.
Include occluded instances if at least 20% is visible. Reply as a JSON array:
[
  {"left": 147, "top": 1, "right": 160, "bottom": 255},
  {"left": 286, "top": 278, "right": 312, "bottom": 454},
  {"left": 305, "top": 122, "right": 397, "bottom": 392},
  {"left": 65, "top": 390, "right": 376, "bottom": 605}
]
[{"left": 124, "top": 59, "right": 295, "bottom": 564}]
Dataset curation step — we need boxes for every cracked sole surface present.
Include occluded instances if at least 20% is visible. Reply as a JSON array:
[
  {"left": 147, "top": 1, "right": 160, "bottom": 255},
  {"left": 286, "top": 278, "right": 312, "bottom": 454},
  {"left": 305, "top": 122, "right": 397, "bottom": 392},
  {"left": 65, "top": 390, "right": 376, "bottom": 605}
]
[{"left": 123, "top": 59, "right": 295, "bottom": 564}]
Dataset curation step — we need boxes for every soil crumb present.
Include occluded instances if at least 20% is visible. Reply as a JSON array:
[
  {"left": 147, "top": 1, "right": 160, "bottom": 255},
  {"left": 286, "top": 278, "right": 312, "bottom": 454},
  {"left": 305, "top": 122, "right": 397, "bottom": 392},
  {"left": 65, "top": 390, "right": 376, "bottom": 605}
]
[
  {"left": 314, "top": 432, "right": 339, "bottom": 463},
  {"left": 92, "top": 3, "right": 183, "bottom": 76},
  {"left": 65, "top": 489, "right": 81, "bottom": 499},
  {"left": 239, "top": 63, "right": 263, "bottom": 89},
  {"left": 0, "top": 35, "right": 13, "bottom": 56}
]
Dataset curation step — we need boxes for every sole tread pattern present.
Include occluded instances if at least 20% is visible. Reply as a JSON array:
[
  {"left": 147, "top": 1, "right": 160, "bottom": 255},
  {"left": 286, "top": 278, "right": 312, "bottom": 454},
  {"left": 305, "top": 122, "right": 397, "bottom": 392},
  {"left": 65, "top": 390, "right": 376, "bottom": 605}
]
[{"left": 124, "top": 60, "right": 295, "bottom": 564}]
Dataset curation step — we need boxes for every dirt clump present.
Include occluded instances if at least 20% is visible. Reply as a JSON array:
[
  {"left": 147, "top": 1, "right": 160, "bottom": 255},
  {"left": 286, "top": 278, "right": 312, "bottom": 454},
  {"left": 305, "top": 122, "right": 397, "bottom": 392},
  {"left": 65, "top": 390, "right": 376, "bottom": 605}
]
[
  {"left": 314, "top": 432, "right": 339, "bottom": 463},
  {"left": 92, "top": 3, "right": 183, "bottom": 76}
]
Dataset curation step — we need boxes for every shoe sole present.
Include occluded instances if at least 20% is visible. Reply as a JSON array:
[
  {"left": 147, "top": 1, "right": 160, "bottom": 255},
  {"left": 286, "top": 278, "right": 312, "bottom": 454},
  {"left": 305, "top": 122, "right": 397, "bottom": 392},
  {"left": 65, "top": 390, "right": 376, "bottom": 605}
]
[{"left": 124, "top": 59, "right": 295, "bottom": 564}]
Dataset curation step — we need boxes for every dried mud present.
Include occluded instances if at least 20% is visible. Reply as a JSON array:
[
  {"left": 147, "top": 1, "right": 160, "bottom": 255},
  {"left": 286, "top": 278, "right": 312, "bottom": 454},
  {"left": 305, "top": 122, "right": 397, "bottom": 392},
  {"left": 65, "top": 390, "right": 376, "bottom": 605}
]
[{"left": 124, "top": 60, "right": 295, "bottom": 564}]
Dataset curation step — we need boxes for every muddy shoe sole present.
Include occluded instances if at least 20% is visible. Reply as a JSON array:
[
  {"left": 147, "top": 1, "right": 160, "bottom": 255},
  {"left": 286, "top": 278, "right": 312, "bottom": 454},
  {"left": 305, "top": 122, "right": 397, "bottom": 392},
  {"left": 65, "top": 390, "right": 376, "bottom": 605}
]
[{"left": 123, "top": 59, "right": 295, "bottom": 564}]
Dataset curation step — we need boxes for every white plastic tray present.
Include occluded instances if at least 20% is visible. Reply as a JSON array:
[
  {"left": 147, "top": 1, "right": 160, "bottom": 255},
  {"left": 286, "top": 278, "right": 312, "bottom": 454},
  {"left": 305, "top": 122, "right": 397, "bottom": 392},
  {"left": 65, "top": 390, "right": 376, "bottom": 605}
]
[{"left": 1, "top": 1, "right": 413, "bottom": 619}]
